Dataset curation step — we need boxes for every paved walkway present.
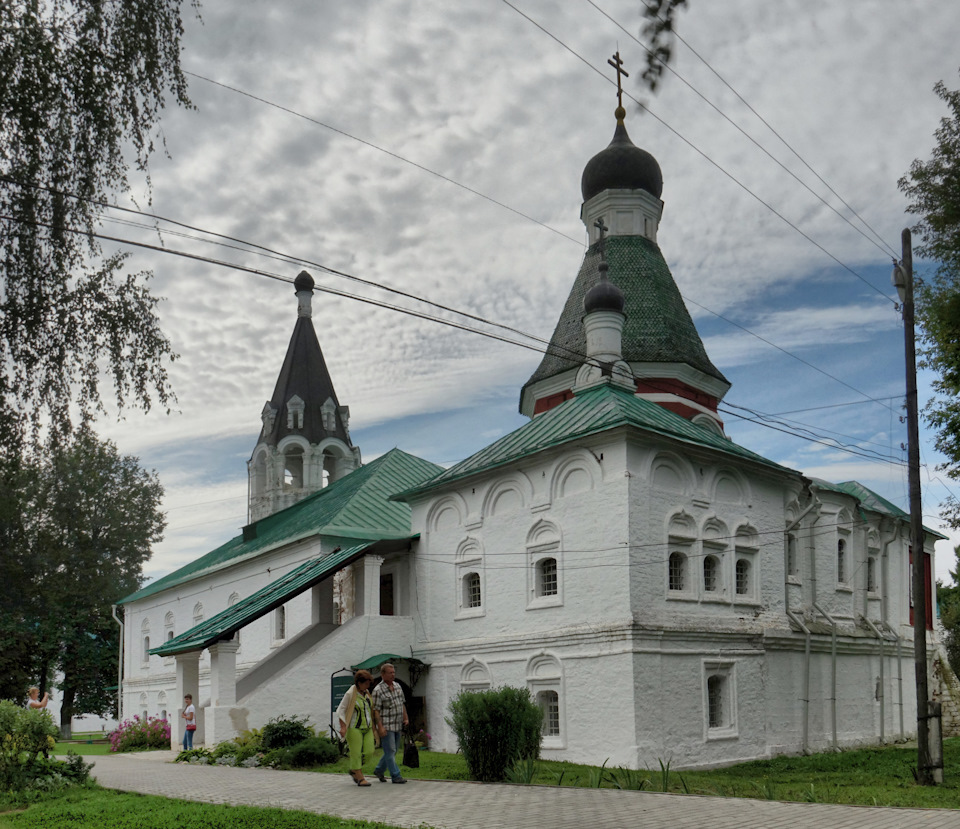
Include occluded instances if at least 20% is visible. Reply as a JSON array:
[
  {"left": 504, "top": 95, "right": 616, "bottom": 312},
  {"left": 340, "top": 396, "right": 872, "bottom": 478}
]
[{"left": 87, "top": 750, "right": 957, "bottom": 829}]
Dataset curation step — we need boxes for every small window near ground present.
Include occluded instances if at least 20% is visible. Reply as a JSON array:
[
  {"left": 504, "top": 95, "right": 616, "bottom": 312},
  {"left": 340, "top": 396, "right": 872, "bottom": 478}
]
[{"left": 538, "top": 690, "right": 560, "bottom": 737}]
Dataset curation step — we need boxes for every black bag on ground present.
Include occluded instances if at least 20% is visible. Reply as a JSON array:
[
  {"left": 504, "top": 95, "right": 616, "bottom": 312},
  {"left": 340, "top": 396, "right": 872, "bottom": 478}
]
[{"left": 402, "top": 737, "right": 420, "bottom": 768}]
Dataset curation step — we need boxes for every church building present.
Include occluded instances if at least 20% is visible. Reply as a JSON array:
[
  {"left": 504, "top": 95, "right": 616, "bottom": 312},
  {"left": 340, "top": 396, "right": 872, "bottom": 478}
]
[{"left": 116, "top": 96, "right": 943, "bottom": 769}]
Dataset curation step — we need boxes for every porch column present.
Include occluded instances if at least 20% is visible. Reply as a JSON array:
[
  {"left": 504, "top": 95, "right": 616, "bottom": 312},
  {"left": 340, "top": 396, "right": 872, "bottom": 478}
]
[
  {"left": 355, "top": 554, "right": 384, "bottom": 616},
  {"left": 208, "top": 640, "right": 240, "bottom": 707},
  {"left": 174, "top": 651, "right": 202, "bottom": 749}
]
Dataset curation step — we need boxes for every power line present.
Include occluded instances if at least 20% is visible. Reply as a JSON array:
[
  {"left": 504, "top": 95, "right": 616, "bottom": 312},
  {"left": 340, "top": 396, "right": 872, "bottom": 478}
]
[
  {"left": 634, "top": 0, "right": 899, "bottom": 260},
  {"left": 585, "top": 0, "right": 899, "bottom": 262},
  {"left": 500, "top": 0, "right": 898, "bottom": 306}
]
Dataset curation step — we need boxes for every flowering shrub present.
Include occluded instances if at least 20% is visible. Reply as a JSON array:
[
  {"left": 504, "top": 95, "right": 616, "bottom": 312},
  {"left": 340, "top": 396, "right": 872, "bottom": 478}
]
[
  {"left": 108, "top": 715, "right": 171, "bottom": 752},
  {"left": 412, "top": 728, "right": 431, "bottom": 747}
]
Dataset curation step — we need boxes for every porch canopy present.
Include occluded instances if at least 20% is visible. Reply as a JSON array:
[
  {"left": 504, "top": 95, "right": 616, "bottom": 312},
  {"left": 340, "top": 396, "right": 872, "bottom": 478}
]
[{"left": 151, "top": 539, "right": 408, "bottom": 658}]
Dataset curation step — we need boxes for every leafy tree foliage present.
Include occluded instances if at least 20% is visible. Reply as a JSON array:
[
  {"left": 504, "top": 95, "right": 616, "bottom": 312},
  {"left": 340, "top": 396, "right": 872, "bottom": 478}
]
[
  {"left": 639, "top": 0, "right": 688, "bottom": 93},
  {"left": 0, "top": 427, "right": 164, "bottom": 736},
  {"left": 0, "top": 0, "right": 196, "bottom": 447},
  {"left": 899, "top": 71, "right": 960, "bottom": 529},
  {"left": 937, "top": 562, "right": 960, "bottom": 678}
]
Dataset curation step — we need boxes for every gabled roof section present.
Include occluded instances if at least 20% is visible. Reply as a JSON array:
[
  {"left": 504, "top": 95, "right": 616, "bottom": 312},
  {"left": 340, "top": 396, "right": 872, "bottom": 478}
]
[
  {"left": 397, "top": 383, "right": 793, "bottom": 501},
  {"left": 150, "top": 542, "right": 372, "bottom": 656},
  {"left": 521, "top": 236, "right": 728, "bottom": 410},
  {"left": 260, "top": 315, "right": 349, "bottom": 447},
  {"left": 811, "top": 478, "right": 948, "bottom": 539},
  {"left": 119, "top": 449, "right": 443, "bottom": 605}
]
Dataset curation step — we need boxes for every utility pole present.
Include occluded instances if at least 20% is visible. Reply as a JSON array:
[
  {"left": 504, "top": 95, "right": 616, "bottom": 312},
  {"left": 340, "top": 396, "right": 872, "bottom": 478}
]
[{"left": 893, "top": 228, "right": 939, "bottom": 785}]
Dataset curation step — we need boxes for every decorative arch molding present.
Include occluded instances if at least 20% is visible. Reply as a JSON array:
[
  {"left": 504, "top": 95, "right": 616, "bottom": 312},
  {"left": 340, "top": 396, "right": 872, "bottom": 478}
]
[
  {"left": 157, "top": 691, "right": 168, "bottom": 705},
  {"left": 193, "top": 603, "right": 204, "bottom": 621},
  {"left": 649, "top": 451, "right": 695, "bottom": 494},
  {"left": 141, "top": 617, "right": 151, "bottom": 632},
  {"left": 481, "top": 474, "right": 532, "bottom": 518},
  {"left": 460, "top": 658, "right": 492, "bottom": 690},
  {"left": 836, "top": 508, "right": 854, "bottom": 533},
  {"left": 276, "top": 434, "right": 312, "bottom": 454},
  {"left": 734, "top": 523, "right": 759, "bottom": 549},
  {"left": 701, "top": 515, "right": 730, "bottom": 545},
  {"left": 549, "top": 451, "right": 597, "bottom": 501},
  {"left": 527, "top": 519, "right": 561, "bottom": 548},
  {"left": 866, "top": 527, "right": 881, "bottom": 549},
  {"left": 666, "top": 509, "right": 697, "bottom": 542},
  {"left": 456, "top": 536, "right": 483, "bottom": 562},
  {"left": 315, "top": 436, "right": 354, "bottom": 458},
  {"left": 426, "top": 493, "right": 467, "bottom": 533},
  {"left": 526, "top": 652, "right": 562, "bottom": 681},
  {"left": 710, "top": 467, "right": 749, "bottom": 505},
  {"left": 692, "top": 413, "right": 725, "bottom": 436}
]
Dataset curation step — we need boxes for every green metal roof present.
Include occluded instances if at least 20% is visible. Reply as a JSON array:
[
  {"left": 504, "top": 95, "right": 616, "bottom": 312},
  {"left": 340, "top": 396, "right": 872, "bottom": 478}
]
[
  {"left": 811, "top": 478, "right": 948, "bottom": 539},
  {"left": 150, "top": 542, "right": 372, "bottom": 656},
  {"left": 396, "top": 383, "right": 794, "bottom": 501},
  {"left": 120, "top": 448, "right": 444, "bottom": 605},
  {"left": 521, "top": 235, "right": 728, "bottom": 409}
]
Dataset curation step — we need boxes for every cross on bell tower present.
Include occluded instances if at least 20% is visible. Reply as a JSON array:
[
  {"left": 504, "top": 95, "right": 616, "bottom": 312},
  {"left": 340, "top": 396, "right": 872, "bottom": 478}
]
[{"left": 607, "top": 51, "right": 629, "bottom": 111}]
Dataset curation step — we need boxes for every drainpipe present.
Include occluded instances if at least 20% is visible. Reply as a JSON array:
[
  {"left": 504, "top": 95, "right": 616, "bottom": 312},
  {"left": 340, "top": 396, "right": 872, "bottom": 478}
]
[
  {"left": 862, "top": 615, "right": 888, "bottom": 742},
  {"left": 111, "top": 604, "right": 124, "bottom": 721},
  {"left": 784, "top": 492, "right": 820, "bottom": 754},
  {"left": 813, "top": 600, "right": 839, "bottom": 750},
  {"left": 880, "top": 518, "right": 904, "bottom": 740}
]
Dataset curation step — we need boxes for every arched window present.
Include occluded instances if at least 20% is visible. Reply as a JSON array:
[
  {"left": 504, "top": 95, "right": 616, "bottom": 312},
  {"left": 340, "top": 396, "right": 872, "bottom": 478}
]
[
  {"left": 703, "top": 555, "right": 719, "bottom": 592},
  {"left": 140, "top": 618, "right": 151, "bottom": 664},
  {"left": 536, "top": 558, "right": 558, "bottom": 597},
  {"left": 736, "top": 559, "right": 751, "bottom": 595},
  {"left": 283, "top": 445, "right": 304, "bottom": 490},
  {"left": 538, "top": 690, "right": 560, "bottom": 737},
  {"left": 668, "top": 552, "right": 686, "bottom": 592},
  {"left": 462, "top": 572, "right": 481, "bottom": 609},
  {"left": 527, "top": 654, "right": 564, "bottom": 749},
  {"left": 867, "top": 556, "right": 878, "bottom": 593}
]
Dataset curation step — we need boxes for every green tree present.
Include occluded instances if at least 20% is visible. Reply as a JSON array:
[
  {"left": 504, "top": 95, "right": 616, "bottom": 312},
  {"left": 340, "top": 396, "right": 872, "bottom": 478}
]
[
  {"left": 898, "top": 70, "right": 960, "bottom": 530},
  {"left": 7, "top": 427, "right": 165, "bottom": 736},
  {"left": 638, "top": 0, "right": 688, "bottom": 93},
  {"left": 0, "top": 0, "right": 196, "bottom": 449}
]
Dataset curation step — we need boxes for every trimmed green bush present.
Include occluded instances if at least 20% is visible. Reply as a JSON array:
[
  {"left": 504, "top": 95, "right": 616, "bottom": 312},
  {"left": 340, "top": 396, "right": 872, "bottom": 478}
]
[
  {"left": 261, "top": 715, "right": 312, "bottom": 750},
  {"left": 0, "top": 700, "right": 88, "bottom": 792},
  {"left": 446, "top": 686, "right": 542, "bottom": 782},
  {"left": 287, "top": 736, "right": 339, "bottom": 768}
]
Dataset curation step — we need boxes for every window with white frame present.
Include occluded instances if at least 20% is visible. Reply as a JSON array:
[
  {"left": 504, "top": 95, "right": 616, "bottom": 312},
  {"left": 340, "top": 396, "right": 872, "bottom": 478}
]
[
  {"left": 527, "top": 522, "right": 562, "bottom": 609},
  {"left": 537, "top": 558, "right": 558, "bottom": 597},
  {"left": 527, "top": 654, "right": 564, "bottom": 749},
  {"left": 274, "top": 605, "right": 286, "bottom": 642},
  {"left": 735, "top": 558, "right": 751, "bottom": 596},
  {"left": 538, "top": 690, "right": 560, "bottom": 737},
  {"left": 141, "top": 619, "right": 151, "bottom": 664},
  {"left": 668, "top": 551, "right": 687, "bottom": 592},
  {"left": 786, "top": 531, "right": 800, "bottom": 579},
  {"left": 456, "top": 539, "right": 484, "bottom": 619},
  {"left": 286, "top": 394, "right": 305, "bottom": 429},
  {"left": 734, "top": 526, "right": 759, "bottom": 601},
  {"left": 703, "top": 554, "right": 720, "bottom": 593},
  {"left": 837, "top": 538, "right": 847, "bottom": 585},
  {"left": 703, "top": 661, "right": 737, "bottom": 739}
]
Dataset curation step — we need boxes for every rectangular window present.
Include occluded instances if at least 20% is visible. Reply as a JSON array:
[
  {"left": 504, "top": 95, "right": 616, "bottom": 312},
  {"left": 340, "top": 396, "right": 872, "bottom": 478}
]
[
  {"left": 669, "top": 552, "right": 685, "bottom": 591},
  {"left": 735, "top": 559, "right": 750, "bottom": 595},
  {"left": 707, "top": 675, "right": 724, "bottom": 728},
  {"left": 465, "top": 573, "right": 482, "bottom": 608},
  {"left": 538, "top": 558, "right": 558, "bottom": 597}
]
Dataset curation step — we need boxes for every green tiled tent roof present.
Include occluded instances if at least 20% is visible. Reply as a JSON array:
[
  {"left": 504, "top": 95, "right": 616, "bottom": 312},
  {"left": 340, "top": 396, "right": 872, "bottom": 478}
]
[
  {"left": 119, "top": 448, "right": 443, "bottom": 605},
  {"left": 150, "top": 542, "right": 371, "bottom": 656},
  {"left": 397, "top": 383, "right": 794, "bottom": 500},
  {"left": 521, "top": 235, "right": 728, "bottom": 409}
]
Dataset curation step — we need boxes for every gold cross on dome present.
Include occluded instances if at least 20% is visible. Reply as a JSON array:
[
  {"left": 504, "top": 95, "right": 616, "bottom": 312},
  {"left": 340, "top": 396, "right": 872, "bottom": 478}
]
[{"left": 607, "top": 51, "right": 629, "bottom": 109}]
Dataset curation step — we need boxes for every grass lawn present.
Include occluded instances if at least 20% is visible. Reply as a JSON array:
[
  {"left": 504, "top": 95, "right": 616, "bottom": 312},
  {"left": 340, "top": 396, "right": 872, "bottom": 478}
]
[
  {"left": 0, "top": 788, "right": 416, "bottom": 829},
  {"left": 52, "top": 742, "right": 113, "bottom": 756},
  {"left": 316, "top": 739, "right": 960, "bottom": 809}
]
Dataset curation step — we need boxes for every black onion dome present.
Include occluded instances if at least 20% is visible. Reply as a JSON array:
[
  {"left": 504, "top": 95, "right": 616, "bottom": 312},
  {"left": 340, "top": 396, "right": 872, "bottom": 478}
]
[
  {"left": 294, "top": 270, "right": 315, "bottom": 292},
  {"left": 584, "top": 273, "right": 624, "bottom": 315},
  {"left": 581, "top": 118, "right": 663, "bottom": 201}
]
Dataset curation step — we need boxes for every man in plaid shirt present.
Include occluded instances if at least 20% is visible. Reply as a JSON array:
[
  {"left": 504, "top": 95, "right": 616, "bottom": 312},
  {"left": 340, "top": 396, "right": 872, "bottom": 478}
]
[{"left": 372, "top": 662, "right": 409, "bottom": 784}]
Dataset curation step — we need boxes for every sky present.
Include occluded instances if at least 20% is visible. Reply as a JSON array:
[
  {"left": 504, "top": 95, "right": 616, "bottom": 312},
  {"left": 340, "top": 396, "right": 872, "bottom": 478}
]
[{"left": 91, "top": 0, "right": 960, "bottom": 586}]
